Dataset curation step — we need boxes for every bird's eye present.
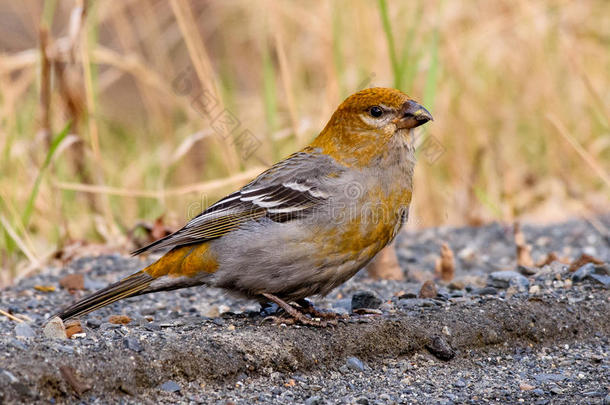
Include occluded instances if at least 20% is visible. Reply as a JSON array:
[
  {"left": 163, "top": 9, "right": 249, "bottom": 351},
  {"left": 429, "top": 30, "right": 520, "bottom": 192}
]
[{"left": 369, "top": 106, "right": 383, "bottom": 118}]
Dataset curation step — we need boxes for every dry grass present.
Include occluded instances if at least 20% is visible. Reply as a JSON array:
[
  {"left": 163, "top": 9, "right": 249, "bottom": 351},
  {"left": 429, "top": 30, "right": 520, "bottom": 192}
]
[{"left": 0, "top": 0, "right": 608, "bottom": 283}]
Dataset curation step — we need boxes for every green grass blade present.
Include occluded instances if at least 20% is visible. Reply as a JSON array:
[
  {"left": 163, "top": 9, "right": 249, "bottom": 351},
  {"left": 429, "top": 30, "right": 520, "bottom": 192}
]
[
  {"left": 400, "top": 1, "right": 424, "bottom": 92},
  {"left": 423, "top": 25, "right": 439, "bottom": 111},
  {"left": 22, "top": 121, "right": 71, "bottom": 227},
  {"left": 377, "top": 0, "right": 401, "bottom": 89}
]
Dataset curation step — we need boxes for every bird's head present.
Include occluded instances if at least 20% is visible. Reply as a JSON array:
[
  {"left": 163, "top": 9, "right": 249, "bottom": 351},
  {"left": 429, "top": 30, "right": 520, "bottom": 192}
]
[{"left": 310, "top": 87, "right": 433, "bottom": 167}]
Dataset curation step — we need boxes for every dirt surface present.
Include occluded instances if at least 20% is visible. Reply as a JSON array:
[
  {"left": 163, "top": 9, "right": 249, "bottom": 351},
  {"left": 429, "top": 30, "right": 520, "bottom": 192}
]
[{"left": 1, "top": 217, "right": 609, "bottom": 404}]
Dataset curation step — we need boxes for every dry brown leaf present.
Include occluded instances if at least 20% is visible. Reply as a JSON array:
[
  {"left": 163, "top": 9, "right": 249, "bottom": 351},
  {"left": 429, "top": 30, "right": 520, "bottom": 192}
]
[
  {"left": 418, "top": 280, "right": 438, "bottom": 299},
  {"left": 514, "top": 222, "right": 534, "bottom": 267},
  {"left": 568, "top": 253, "right": 605, "bottom": 272},
  {"left": 151, "top": 215, "right": 172, "bottom": 241},
  {"left": 434, "top": 242, "right": 455, "bottom": 282},
  {"left": 65, "top": 319, "right": 83, "bottom": 338},
  {"left": 535, "top": 252, "right": 571, "bottom": 267},
  {"left": 59, "top": 273, "right": 84, "bottom": 292},
  {"left": 108, "top": 315, "right": 132, "bottom": 325},
  {"left": 128, "top": 216, "right": 175, "bottom": 253},
  {"left": 366, "top": 244, "right": 404, "bottom": 280}
]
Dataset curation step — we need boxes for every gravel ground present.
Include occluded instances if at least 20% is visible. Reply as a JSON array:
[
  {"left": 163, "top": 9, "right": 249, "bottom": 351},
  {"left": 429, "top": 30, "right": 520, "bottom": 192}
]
[{"left": 0, "top": 216, "right": 609, "bottom": 404}]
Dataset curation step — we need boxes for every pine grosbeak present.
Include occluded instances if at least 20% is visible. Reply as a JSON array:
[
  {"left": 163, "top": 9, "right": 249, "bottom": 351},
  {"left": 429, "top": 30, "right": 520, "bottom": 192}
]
[{"left": 54, "top": 87, "right": 433, "bottom": 326}]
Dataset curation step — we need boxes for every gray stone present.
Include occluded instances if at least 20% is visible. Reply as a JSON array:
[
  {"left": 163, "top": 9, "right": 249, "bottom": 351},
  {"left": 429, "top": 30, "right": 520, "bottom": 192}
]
[
  {"left": 99, "top": 322, "right": 122, "bottom": 331},
  {"left": 518, "top": 265, "right": 538, "bottom": 276},
  {"left": 43, "top": 317, "right": 67, "bottom": 340},
  {"left": 14, "top": 323, "right": 35, "bottom": 339},
  {"left": 474, "top": 287, "right": 499, "bottom": 296},
  {"left": 572, "top": 263, "right": 595, "bottom": 282},
  {"left": 55, "top": 345, "right": 74, "bottom": 354},
  {"left": 123, "top": 337, "right": 143, "bottom": 352},
  {"left": 398, "top": 298, "right": 427, "bottom": 309},
  {"left": 9, "top": 338, "right": 27, "bottom": 351},
  {"left": 589, "top": 273, "right": 610, "bottom": 288},
  {"left": 488, "top": 271, "right": 530, "bottom": 289},
  {"left": 86, "top": 319, "right": 102, "bottom": 329},
  {"left": 305, "top": 396, "right": 323, "bottom": 405},
  {"left": 159, "top": 380, "right": 180, "bottom": 392},
  {"left": 351, "top": 291, "right": 382, "bottom": 311},
  {"left": 572, "top": 264, "right": 610, "bottom": 287},
  {"left": 346, "top": 356, "right": 365, "bottom": 372},
  {"left": 534, "top": 373, "right": 565, "bottom": 383}
]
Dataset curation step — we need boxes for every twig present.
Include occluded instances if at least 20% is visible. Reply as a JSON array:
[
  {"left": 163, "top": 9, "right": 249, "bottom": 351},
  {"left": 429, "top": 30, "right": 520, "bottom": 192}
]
[
  {"left": 169, "top": 0, "right": 240, "bottom": 173},
  {"left": 54, "top": 166, "right": 266, "bottom": 197},
  {"left": 78, "top": 1, "right": 115, "bottom": 233},
  {"left": 546, "top": 114, "right": 610, "bottom": 189},
  {"left": 0, "top": 309, "right": 24, "bottom": 323},
  {"left": 39, "top": 26, "right": 52, "bottom": 147}
]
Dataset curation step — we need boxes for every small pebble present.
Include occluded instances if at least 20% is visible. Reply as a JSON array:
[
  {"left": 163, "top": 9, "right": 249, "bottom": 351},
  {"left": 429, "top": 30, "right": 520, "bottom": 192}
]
[
  {"left": 418, "top": 280, "right": 438, "bottom": 299},
  {"left": 346, "top": 356, "right": 365, "bottom": 372},
  {"left": 488, "top": 271, "right": 529, "bottom": 289},
  {"left": 426, "top": 336, "right": 455, "bottom": 361},
  {"left": 14, "top": 323, "right": 35, "bottom": 339},
  {"left": 351, "top": 291, "right": 382, "bottom": 311},
  {"left": 305, "top": 396, "right": 322, "bottom": 405},
  {"left": 43, "top": 317, "right": 67, "bottom": 340},
  {"left": 86, "top": 319, "right": 102, "bottom": 329},
  {"left": 123, "top": 337, "right": 143, "bottom": 352},
  {"left": 475, "top": 287, "right": 498, "bottom": 296},
  {"left": 159, "top": 380, "right": 180, "bottom": 392}
]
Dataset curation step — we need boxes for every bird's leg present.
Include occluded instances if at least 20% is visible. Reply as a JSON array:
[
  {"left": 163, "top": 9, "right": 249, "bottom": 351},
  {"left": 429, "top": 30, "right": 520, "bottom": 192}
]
[
  {"left": 261, "top": 293, "right": 333, "bottom": 327},
  {"left": 294, "top": 299, "right": 347, "bottom": 320}
]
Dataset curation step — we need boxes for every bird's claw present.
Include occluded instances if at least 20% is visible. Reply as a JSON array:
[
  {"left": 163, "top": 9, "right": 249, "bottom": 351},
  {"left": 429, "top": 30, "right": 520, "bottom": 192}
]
[{"left": 259, "top": 294, "right": 341, "bottom": 327}]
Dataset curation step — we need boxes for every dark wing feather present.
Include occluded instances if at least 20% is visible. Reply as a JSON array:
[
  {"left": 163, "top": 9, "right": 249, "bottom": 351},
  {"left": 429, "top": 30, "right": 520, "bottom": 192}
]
[{"left": 132, "top": 151, "right": 341, "bottom": 255}]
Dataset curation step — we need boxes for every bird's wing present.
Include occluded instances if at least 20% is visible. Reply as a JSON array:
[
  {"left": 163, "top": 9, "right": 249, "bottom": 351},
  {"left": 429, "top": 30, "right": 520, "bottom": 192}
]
[{"left": 132, "top": 150, "right": 342, "bottom": 255}]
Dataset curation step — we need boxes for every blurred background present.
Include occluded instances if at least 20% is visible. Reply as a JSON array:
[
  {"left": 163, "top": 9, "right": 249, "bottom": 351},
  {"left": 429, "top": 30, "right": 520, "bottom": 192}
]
[{"left": 0, "top": 0, "right": 608, "bottom": 284}]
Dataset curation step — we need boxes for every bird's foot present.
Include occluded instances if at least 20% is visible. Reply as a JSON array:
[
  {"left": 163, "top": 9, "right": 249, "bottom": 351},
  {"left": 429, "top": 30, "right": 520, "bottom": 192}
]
[
  {"left": 295, "top": 299, "right": 348, "bottom": 320},
  {"left": 261, "top": 293, "right": 337, "bottom": 327}
]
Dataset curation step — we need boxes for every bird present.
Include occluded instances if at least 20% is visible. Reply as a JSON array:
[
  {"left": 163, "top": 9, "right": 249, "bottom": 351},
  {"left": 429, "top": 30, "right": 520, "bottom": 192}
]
[{"left": 53, "top": 87, "right": 433, "bottom": 326}]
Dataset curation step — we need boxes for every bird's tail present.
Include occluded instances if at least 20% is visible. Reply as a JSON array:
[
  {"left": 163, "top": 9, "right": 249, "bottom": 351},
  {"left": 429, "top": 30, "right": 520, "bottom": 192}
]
[
  {"left": 52, "top": 243, "right": 215, "bottom": 321},
  {"left": 52, "top": 271, "right": 154, "bottom": 321}
]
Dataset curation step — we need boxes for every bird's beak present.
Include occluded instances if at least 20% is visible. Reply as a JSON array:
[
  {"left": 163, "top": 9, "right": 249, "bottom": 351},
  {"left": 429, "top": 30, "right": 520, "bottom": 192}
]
[{"left": 394, "top": 100, "right": 433, "bottom": 129}]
